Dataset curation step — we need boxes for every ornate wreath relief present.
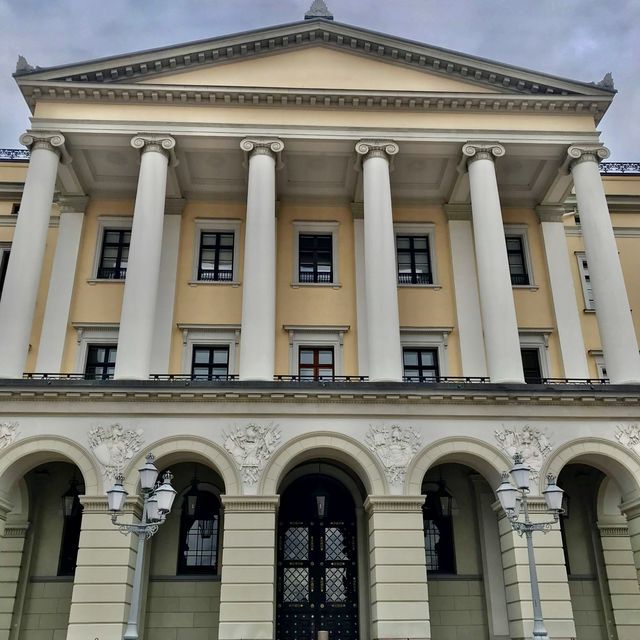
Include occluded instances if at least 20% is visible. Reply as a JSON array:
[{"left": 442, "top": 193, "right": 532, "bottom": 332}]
[
  {"left": 366, "top": 424, "right": 422, "bottom": 485},
  {"left": 224, "top": 424, "right": 281, "bottom": 484},
  {"left": 88, "top": 424, "right": 144, "bottom": 481},
  {"left": 615, "top": 423, "right": 640, "bottom": 457},
  {"left": 0, "top": 422, "right": 19, "bottom": 450},
  {"left": 495, "top": 425, "right": 553, "bottom": 481}
]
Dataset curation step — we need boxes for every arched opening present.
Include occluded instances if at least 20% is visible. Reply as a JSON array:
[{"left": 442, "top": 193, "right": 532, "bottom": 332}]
[
  {"left": 276, "top": 461, "right": 365, "bottom": 640},
  {"left": 559, "top": 464, "right": 616, "bottom": 640},
  {"left": 144, "top": 461, "right": 225, "bottom": 639},
  {"left": 422, "top": 463, "right": 495, "bottom": 640}
]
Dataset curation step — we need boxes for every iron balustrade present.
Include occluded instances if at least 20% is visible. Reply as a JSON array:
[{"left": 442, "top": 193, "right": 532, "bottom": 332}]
[
  {"left": 197, "top": 269, "right": 233, "bottom": 282},
  {"left": 397, "top": 272, "right": 433, "bottom": 285},
  {"left": 0, "top": 148, "right": 30, "bottom": 161},
  {"left": 298, "top": 271, "right": 333, "bottom": 284},
  {"left": 599, "top": 162, "right": 640, "bottom": 175},
  {"left": 97, "top": 266, "right": 127, "bottom": 280}
]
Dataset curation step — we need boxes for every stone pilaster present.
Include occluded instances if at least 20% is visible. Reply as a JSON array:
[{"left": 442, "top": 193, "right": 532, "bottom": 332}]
[
  {"left": 365, "top": 495, "right": 430, "bottom": 639},
  {"left": 218, "top": 496, "right": 279, "bottom": 640}
]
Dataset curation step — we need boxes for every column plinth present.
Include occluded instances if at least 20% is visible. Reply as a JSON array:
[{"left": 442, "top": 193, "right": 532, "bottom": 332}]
[
  {"left": 463, "top": 141, "right": 524, "bottom": 383},
  {"left": 0, "top": 132, "right": 65, "bottom": 378},
  {"left": 238, "top": 138, "right": 283, "bottom": 381},
  {"left": 355, "top": 140, "right": 403, "bottom": 382},
  {"left": 114, "top": 134, "right": 175, "bottom": 380},
  {"left": 568, "top": 144, "right": 640, "bottom": 383}
]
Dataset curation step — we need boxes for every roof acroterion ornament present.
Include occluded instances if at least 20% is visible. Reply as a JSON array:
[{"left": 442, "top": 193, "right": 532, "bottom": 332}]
[{"left": 305, "top": 0, "right": 334, "bottom": 20}]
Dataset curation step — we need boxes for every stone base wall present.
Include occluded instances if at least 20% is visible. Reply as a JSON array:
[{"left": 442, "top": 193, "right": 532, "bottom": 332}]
[
  {"left": 568, "top": 578, "right": 607, "bottom": 640},
  {"left": 18, "top": 579, "right": 72, "bottom": 640}
]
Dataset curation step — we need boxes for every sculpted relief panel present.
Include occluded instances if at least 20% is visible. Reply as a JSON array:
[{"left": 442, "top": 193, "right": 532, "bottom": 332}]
[
  {"left": 615, "top": 423, "right": 640, "bottom": 457},
  {"left": 495, "top": 424, "right": 553, "bottom": 481},
  {"left": 0, "top": 422, "right": 19, "bottom": 450},
  {"left": 367, "top": 424, "right": 422, "bottom": 485},
  {"left": 88, "top": 424, "right": 145, "bottom": 481},
  {"left": 224, "top": 423, "right": 281, "bottom": 484}
]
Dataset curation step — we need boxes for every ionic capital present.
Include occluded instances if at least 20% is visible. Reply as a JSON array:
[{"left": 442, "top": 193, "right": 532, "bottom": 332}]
[
  {"left": 355, "top": 139, "right": 399, "bottom": 163},
  {"left": 240, "top": 138, "right": 285, "bottom": 161},
  {"left": 567, "top": 144, "right": 610, "bottom": 169},
  {"left": 19, "top": 131, "right": 66, "bottom": 159},
  {"left": 131, "top": 134, "right": 177, "bottom": 164},
  {"left": 462, "top": 141, "right": 506, "bottom": 166}
]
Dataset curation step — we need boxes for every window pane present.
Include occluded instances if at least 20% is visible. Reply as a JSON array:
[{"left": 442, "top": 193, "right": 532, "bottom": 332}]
[
  {"left": 404, "top": 351, "right": 418, "bottom": 366},
  {"left": 193, "top": 349, "right": 210, "bottom": 364},
  {"left": 413, "top": 237, "right": 428, "bottom": 250},
  {"left": 396, "top": 237, "right": 410, "bottom": 249},
  {"left": 219, "top": 233, "right": 234, "bottom": 247},
  {"left": 318, "top": 350, "right": 333, "bottom": 365},
  {"left": 299, "top": 350, "right": 314, "bottom": 365},
  {"left": 212, "top": 349, "right": 228, "bottom": 364},
  {"left": 419, "top": 351, "right": 435, "bottom": 366},
  {"left": 299, "top": 368, "right": 315, "bottom": 378}
]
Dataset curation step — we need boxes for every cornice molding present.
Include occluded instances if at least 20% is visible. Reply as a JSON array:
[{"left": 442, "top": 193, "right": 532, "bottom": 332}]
[
  {"left": 597, "top": 522, "right": 629, "bottom": 537},
  {"left": 58, "top": 195, "right": 89, "bottom": 214},
  {"left": 4, "top": 523, "right": 30, "bottom": 538},
  {"left": 443, "top": 203, "right": 472, "bottom": 220},
  {"left": 364, "top": 495, "right": 425, "bottom": 513},
  {"left": 536, "top": 205, "right": 566, "bottom": 223},
  {"left": 221, "top": 495, "right": 280, "bottom": 512}
]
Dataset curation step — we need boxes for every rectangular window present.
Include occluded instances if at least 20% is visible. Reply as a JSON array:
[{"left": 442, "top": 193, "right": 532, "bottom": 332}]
[
  {"left": 506, "top": 235, "right": 530, "bottom": 286},
  {"left": 521, "top": 348, "right": 543, "bottom": 384},
  {"left": 298, "top": 234, "right": 333, "bottom": 283},
  {"left": 198, "top": 232, "right": 234, "bottom": 282},
  {"left": 403, "top": 348, "right": 440, "bottom": 381},
  {"left": 191, "top": 346, "right": 230, "bottom": 380},
  {"left": 396, "top": 235, "right": 433, "bottom": 285},
  {"left": 98, "top": 229, "right": 130, "bottom": 280},
  {"left": 576, "top": 253, "right": 595, "bottom": 310},
  {"left": 0, "top": 248, "right": 9, "bottom": 300},
  {"left": 298, "top": 347, "right": 335, "bottom": 380},
  {"left": 11, "top": 203, "right": 20, "bottom": 215},
  {"left": 85, "top": 345, "right": 117, "bottom": 380}
]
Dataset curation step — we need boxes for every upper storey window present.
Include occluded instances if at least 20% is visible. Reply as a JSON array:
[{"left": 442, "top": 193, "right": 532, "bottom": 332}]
[
  {"left": 198, "top": 232, "right": 234, "bottom": 282},
  {"left": 403, "top": 348, "right": 440, "bottom": 382},
  {"left": 576, "top": 253, "right": 595, "bottom": 310},
  {"left": 505, "top": 235, "right": 529, "bottom": 286},
  {"left": 396, "top": 235, "right": 433, "bottom": 285},
  {"left": 0, "top": 246, "right": 9, "bottom": 300},
  {"left": 191, "top": 345, "right": 230, "bottom": 380},
  {"left": 98, "top": 229, "right": 130, "bottom": 280},
  {"left": 85, "top": 345, "right": 117, "bottom": 380},
  {"left": 298, "top": 234, "right": 333, "bottom": 284},
  {"left": 298, "top": 347, "right": 335, "bottom": 380}
]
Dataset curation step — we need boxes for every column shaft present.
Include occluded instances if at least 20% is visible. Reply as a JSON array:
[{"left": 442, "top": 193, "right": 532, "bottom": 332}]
[
  {"left": 36, "top": 198, "right": 87, "bottom": 373},
  {"left": 353, "top": 213, "right": 369, "bottom": 376},
  {"left": 464, "top": 143, "right": 524, "bottom": 383},
  {"left": 114, "top": 135, "right": 174, "bottom": 380},
  {"left": 238, "top": 139, "right": 282, "bottom": 381},
  {"left": 538, "top": 210, "right": 590, "bottom": 378},
  {"left": 569, "top": 145, "right": 640, "bottom": 383},
  {"left": 218, "top": 496, "right": 278, "bottom": 640},
  {"left": 366, "top": 496, "right": 430, "bottom": 639},
  {"left": 356, "top": 141, "right": 403, "bottom": 382},
  {"left": 0, "top": 133, "right": 63, "bottom": 378}
]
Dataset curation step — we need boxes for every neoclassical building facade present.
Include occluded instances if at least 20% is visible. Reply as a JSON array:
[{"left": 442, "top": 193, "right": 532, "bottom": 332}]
[{"left": 1, "top": 5, "right": 640, "bottom": 640}]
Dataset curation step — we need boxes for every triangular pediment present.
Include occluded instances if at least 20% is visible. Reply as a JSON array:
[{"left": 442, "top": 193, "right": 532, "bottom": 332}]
[{"left": 136, "top": 45, "right": 500, "bottom": 93}]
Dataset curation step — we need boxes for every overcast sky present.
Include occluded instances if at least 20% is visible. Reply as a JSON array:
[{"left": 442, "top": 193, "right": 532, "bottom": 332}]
[{"left": 0, "top": 0, "right": 638, "bottom": 160}]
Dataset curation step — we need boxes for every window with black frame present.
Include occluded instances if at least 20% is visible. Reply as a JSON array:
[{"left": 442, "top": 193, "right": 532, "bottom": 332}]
[
  {"left": 298, "top": 234, "right": 333, "bottom": 283},
  {"left": 58, "top": 477, "right": 84, "bottom": 576},
  {"left": 396, "top": 235, "right": 433, "bottom": 285},
  {"left": 521, "top": 348, "right": 543, "bottom": 384},
  {"left": 177, "top": 486, "right": 220, "bottom": 575},
  {"left": 0, "top": 248, "right": 9, "bottom": 300},
  {"left": 97, "top": 229, "right": 130, "bottom": 279},
  {"left": 423, "top": 490, "right": 455, "bottom": 574},
  {"left": 85, "top": 345, "right": 117, "bottom": 380},
  {"left": 506, "top": 235, "right": 529, "bottom": 285},
  {"left": 191, "top": 346, "right": 230, "bottom": 380},
  {"left": 403, "top": 348, "right": 439, "bottom": 382},
  {"left": 198, "top": 231, "right": 234, "bottom": 282}
]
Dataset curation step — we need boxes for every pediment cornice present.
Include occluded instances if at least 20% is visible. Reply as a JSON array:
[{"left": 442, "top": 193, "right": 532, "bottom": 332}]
[{"left": 15, "top": 19, "right": 614, "bottom": 107}]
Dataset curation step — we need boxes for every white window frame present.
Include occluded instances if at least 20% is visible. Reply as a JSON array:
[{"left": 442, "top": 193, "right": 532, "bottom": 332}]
[
  {"left": 400, "top": 328, "right": 452, "bottom": 377},
  {"left": 575, "top": 252, "right": 595, "bottom": 311},
  {"left": 178, "top": 324, "right": 240, "bottom": 376},
  {"left": 394, "top": 223, "right": 440, "bottom": 288},
  {"left": 190, "top": 218, "right": 242, "bottom": 285},
  {"left": 283, "top": 325, "right": 349, "bottom": 376},
  {"left": 90, "top": 216, "right": 133, "bottom": 282},
  {"left": 72, "top": 323, "right": 119, "bottom": 373},
  {"left": 589, "top": 351, "right": 608, "bottom": 380},
  {"left": 518, "top": 330, "right": 551, "bottom": 380},
  {"left": 504, "top": 224, "right": 536, "bottom": 289},
  {"left": 291, "top": 221, "right": 340, "bottom": 287}
]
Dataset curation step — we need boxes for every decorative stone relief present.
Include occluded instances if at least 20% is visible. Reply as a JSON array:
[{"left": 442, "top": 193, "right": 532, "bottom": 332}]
[
  {"left": 615, "top": 423, "right": 640, "bottom": 457},
  {"left": 0, "top": 422, "right": 19, "bottom": 449},
  {"left": 224, "top": 424, "right": 281, "bottom": 484},
  {"left": 366, "top": 424, "right": 422, "bottom": 485},
  {"left": 88, "top": 424, "right": 144, "bottom": 481},
  {"left": 495, "top": 425, "right": 553, "bottom": 480}
]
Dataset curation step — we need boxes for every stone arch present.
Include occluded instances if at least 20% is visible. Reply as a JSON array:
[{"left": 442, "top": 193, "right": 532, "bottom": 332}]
[
  {"left": 406, "top": 436, "right": 509, "bottom": 495},
  {"left": 124, "top": 436, "right": 242, "bottom": 495},
  {"left": 260, "top": 432, "right": 388, "bottom": 495},
  {"left": 0, "top": 435, "right": 100, "bottom": 498}
]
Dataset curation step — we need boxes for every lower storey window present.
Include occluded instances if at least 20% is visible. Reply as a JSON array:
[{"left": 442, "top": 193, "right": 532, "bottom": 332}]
[
  {"left": 423, "top": 491, "right": 455, "bottom": 573},
  {"left": 521, "top": 348, "right": 543, "bottom": 383},
  {"left": 85, "top": 345, "right": 117, "bottom": 380},
  {"left": 191, "top": 346, "right": 230, "bottom": 379},
  {"left": 298, "top": 347, "right": 334, "bottom": 379},
  {"left": 403, "top": 348, "right": 439, "bottom": 381}
]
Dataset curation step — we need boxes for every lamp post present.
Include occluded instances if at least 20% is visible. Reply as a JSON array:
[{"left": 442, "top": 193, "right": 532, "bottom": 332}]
[
  {"left": 106, "top": 453, "right": 177, "bottom": 640},
  {"left": 496, "top": 453, "right": 564, "bottom": 640}
]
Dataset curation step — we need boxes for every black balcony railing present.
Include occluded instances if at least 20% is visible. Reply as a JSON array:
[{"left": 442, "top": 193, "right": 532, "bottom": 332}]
[
  {"left": 298, "top": 272, "right": 333, "bottom": 284},
  {"left": 197, "top": 269, "right": 234, "bottom": 282},
  {"left": 510, "top": 273, "right": 530, "bottom": 286},
  {"left": 398, "top": 272, "right": 433, "bottom": 285},
  {"left": 274, "top": 375, "right": 367, "bottom": 383},
  {"left": 0, "top": 148, "right": 30, "bottom": 161},
  {"left": 97, "top": 266, "right": 127, "bottom": 280}
]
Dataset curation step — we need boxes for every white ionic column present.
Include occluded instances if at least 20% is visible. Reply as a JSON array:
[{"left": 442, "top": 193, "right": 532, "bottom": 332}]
[
  {"left": 355, "top": 140, "right": 403, "bottom": 382},
  {"left": 537, "top": 206, "right": 590, "bottom": 379},
  {"left": 114, "top": 134, "right": 175, "bottom": 380},
  {"left": 463, "top": 142, "right": 524, "bottom": 383},
  {"left": 238, "top": 138, "right": 283, "bottom": 381},
  {"left": 0, "top": 132, "right": 65, "bottom": 378},
  {"left": 445, "top": 205, "right": 488, "bottom": 378},
  {"left": 36, "top": 196, "right": 87, "bottom": 373},
  {"left": 568, "top": 145, "right": 640, "bottom": 384}
]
